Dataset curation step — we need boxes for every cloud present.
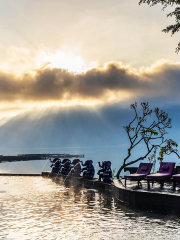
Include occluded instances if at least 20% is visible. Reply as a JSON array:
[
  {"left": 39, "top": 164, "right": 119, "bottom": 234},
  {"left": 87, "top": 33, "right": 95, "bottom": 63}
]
[{"left": 0, "top": 60, "right": 180, "bottom": 106}]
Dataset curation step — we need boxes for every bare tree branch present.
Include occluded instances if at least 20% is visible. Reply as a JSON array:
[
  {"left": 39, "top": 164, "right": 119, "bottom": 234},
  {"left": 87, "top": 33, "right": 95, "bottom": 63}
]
[{"left": 116, "top": 102, "right": 179, "bottom": 179}]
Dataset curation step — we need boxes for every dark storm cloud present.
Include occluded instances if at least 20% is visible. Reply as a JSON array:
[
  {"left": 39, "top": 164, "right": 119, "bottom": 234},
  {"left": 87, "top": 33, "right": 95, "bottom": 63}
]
[{"left": 0, "top": 61, "right": 180, "bottom": 103}]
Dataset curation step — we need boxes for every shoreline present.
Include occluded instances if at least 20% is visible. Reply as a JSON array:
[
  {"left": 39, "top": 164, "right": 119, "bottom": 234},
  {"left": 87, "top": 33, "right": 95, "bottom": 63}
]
[{"left": 0, "top": 173, "right": 41, "bottom": 176}]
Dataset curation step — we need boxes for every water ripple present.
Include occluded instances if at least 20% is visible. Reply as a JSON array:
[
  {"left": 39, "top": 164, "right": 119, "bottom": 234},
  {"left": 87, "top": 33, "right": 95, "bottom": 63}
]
[{"left": 0, "top": 177, "right": 179, "bottom": 239}]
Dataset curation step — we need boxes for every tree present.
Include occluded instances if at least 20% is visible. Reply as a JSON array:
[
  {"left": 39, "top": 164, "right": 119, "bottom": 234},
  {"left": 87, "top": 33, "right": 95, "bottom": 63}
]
[
  {"left": 139, "top": 0, "right": 180, "bottom": 52},
  {"left": 116, "top": 102, "right": 179, "bottom": 179}
]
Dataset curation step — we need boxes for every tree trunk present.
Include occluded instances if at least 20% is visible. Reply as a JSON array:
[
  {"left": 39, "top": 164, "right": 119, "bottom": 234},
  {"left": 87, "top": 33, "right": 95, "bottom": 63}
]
[
  {"left": 116, "top": 147, "right": 154, "bottom": 179},
  {"left": 116, "top": 165, "right": 125, "bottom": 179}
]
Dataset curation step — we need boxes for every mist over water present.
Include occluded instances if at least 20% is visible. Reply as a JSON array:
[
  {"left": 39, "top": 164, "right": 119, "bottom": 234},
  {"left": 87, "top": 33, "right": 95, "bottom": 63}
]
[
  {"left": 0, "top": 105, "right": 131, "bottom": 174},
  {"left": 0, "top": 103, "right": 180, "bottom": 174}
]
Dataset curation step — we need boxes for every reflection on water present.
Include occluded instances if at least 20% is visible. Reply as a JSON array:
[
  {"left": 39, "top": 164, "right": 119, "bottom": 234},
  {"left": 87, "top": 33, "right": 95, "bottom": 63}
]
[{"left": 0, "top": 177, "right": 180, "bottom": 240}]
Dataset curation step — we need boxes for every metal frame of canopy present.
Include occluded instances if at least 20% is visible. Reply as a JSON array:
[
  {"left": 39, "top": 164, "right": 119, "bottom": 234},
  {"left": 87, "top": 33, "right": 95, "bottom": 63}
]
[{"left": 0, "top": 154, "right": 85, "bottom": 163}]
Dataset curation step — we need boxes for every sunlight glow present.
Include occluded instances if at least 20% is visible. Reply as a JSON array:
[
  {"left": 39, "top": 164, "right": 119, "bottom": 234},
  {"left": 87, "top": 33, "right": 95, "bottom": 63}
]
[
  {"left": 0, "top": 89, "right": 134, "bottom": 120},
  {"left": 0, "top": 46, "right": 98, "bottom": 75},
  {"left": 43, "top": 50, "right": 86, "bottom": 73},
  {"left": 0, "top": 100, "right": 102, "bottom": 120},
  {"left": 0, "top": 45, "right": 154, "bottom": 121}
]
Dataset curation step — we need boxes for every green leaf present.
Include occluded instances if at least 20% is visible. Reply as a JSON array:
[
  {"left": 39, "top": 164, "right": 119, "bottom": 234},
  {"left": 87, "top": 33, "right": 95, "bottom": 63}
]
[{"left": 140, "top": 128, "right": 159, "bottom": 136}]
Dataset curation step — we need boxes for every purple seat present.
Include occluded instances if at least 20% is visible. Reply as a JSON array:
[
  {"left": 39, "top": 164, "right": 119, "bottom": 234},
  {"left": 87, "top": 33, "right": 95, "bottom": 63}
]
[
  {"left": 172, "top": 173, "right": 180, "bottom": 190},
  {"left": 146, "top": 162, "right": 175, "bottom": 189},
  {"left": 124, "top": 163, "right": 153, "bottom": 188},
  {"left": 172, "top": 174, "right": 180, "bottom": 180}
]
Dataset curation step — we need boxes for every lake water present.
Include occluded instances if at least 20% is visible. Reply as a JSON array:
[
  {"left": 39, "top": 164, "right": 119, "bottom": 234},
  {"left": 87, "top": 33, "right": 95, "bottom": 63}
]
[{"left": 0, "top": 176, "right": 180, "bottom": 240}]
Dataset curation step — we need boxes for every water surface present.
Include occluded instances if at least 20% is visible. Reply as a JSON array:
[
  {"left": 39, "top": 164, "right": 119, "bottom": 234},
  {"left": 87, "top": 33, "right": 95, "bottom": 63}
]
[{"left": 0, "top": 176, "right": 180, "bottom": 240}]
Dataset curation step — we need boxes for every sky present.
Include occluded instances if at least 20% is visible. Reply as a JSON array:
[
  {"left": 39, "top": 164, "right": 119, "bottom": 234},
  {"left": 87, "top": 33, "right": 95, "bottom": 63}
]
[
  {"left": 0, "top": 0, "right": 180, "bottom": 172},
  {"left": 0, "top": 0, "right": 180, "bottom": 118}
]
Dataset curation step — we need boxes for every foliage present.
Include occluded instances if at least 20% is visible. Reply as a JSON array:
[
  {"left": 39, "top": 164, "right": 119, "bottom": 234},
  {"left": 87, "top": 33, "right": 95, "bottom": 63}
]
[
  {"left": 112, "top": 168, "right": 117, "bottom": 180},
  {"left": 158, "top": 138, "right": 179, "bottom": 159},
  {"left": 116, "top": 102, "right": 179, "bottom": 179},
  {"left": 139, "top": 0, "right": 180, "bottom": 52}
]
